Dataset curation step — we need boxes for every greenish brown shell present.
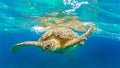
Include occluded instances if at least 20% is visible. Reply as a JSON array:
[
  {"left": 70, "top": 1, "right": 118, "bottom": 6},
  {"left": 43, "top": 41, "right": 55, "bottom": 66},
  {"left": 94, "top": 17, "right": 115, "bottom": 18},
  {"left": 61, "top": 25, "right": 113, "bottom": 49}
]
[
  {"left": 39, "top": 27, "right": 79, "bottom": 41},
  {"left": 38, "top": 27, "right": 79, "bottom": 47}
]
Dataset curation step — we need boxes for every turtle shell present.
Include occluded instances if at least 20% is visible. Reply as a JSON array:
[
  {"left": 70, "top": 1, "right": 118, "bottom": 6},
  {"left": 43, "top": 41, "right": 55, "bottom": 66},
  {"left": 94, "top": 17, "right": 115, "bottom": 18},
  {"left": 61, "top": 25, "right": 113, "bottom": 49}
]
[{"left": 39, "top": 27, "right": 79, "bottom": 42}]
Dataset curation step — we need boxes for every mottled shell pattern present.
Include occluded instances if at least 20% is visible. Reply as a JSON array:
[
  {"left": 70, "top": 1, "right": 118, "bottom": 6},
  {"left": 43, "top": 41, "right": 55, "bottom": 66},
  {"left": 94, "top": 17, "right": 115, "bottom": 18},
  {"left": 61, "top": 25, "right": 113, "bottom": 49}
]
[{"left": 39, "top": 27, "right": 79, "bottom": 42}]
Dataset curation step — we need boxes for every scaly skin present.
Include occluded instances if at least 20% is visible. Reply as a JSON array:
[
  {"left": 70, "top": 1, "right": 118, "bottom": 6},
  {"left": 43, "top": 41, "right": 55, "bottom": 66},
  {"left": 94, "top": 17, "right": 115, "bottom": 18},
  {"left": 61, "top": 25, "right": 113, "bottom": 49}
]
[{"left": 11, "top": 41, "right": 41, "bottom": 53}]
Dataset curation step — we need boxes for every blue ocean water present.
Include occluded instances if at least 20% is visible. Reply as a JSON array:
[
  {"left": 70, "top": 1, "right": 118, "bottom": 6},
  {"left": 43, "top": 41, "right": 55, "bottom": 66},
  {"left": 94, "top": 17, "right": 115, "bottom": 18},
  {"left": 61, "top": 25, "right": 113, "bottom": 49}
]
[{"left": 0, "top": 0, "right": 120, "bottom": 68}]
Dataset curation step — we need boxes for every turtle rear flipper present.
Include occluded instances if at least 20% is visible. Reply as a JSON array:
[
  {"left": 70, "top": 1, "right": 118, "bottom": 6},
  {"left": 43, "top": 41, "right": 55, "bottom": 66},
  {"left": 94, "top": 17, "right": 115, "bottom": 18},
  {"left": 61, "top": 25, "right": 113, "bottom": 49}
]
[{"left": 11, "top": 41, "right": 41, "bottom": 53}]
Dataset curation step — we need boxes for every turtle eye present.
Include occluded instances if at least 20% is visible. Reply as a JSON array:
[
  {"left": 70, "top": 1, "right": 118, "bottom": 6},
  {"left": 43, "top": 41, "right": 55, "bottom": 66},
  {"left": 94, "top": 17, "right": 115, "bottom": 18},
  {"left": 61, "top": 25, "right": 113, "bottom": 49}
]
[{"left": 45, "top": 44, "right": 51, "bottom": 50}]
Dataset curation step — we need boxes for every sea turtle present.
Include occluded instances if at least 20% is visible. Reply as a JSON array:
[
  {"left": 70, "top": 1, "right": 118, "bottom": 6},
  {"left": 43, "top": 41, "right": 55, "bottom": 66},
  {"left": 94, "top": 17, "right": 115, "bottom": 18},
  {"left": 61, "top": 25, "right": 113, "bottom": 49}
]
[{"left": 11, "top": 23, "right": 95, "bottom": 53}]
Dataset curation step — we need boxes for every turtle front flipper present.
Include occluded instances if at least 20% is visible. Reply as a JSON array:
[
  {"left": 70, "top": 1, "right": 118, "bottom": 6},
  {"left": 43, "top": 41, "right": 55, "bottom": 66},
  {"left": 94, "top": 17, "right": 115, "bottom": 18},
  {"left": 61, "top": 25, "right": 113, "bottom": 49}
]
[
  {"left": 11, "top": 41, "right": 41, "bottom": 53},
  {"left": 64, "top": 23, "right": 95, "bottom": 47}
]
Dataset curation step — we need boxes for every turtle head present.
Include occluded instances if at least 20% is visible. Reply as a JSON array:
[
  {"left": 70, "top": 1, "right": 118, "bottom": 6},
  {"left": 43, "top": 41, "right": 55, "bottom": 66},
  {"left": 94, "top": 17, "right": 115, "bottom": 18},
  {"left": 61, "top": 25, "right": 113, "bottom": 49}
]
[{"left": 41, "top": 39, "right": 60, "bottom": 51}]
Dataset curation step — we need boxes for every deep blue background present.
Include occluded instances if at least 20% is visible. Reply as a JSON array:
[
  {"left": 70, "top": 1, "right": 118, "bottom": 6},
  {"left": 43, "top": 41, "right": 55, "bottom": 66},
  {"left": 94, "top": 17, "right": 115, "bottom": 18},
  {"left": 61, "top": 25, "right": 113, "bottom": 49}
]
[{"left": 0, "top": 30, "right": 120, "bottom": 68}]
